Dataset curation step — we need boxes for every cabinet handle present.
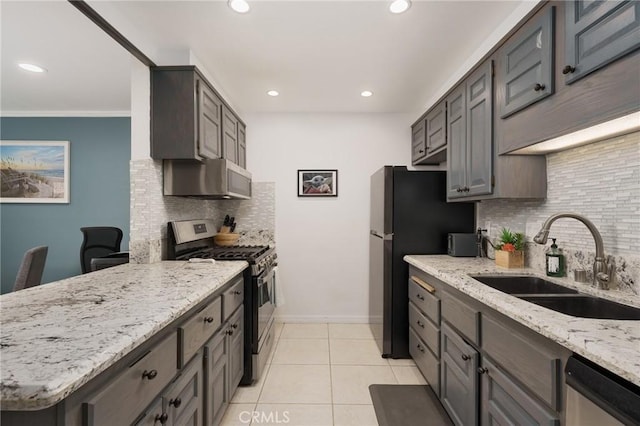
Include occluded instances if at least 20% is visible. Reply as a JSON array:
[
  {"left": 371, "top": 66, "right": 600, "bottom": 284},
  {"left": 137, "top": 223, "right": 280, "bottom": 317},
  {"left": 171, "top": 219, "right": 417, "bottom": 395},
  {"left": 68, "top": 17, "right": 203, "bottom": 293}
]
[
  {"left": 232, "top": 323, "right": 239, "bottom": 329},
  {"left": 456, "top": 188, "right": 462, "bottom": 193},
  {"left": 169, "top": 398, "right": 182, "bottom": 408},
  {"left": 226, "top": 329, "right": 234, "bottom": 336},
  {"left": 461, "top": 354, "right": 470, "bottom": 361},
  {"left": 533, "top": 83, "right": 545, "bottom": 91},
  {"left": 233, "top": 290, "right": 242, "bottom": 295},
  {"left": 419, "top": 149, "right": 425, "bottom": 153},
  {"left": 416, "top": 294, "right": 425, "bottom": 301},
  {"left": 142, "top": 369, "right": 158, "bottom": 380},
  {"left": 562, "top": 65, "right": 576, "bottom": 75},
  {"left": 155, "top": 412, "right": 169, "bottom": 424},
  {"left": 411, "top": 276, "right": 436, "bottom": 294},
  {"left": 416, "top": 344, "right": 425, "bottom": 353},
  {"left": 204, "top": 316, "right": 215, "bottom": 324},
  {"left": 478, "top": 367, "right": 488, "bottom": 374},
  {"left": 464, "top": 187, "right": 470, "bottom": 192},
  {"left": 416, "top": 320, "right": 424, "bottom": 328}
]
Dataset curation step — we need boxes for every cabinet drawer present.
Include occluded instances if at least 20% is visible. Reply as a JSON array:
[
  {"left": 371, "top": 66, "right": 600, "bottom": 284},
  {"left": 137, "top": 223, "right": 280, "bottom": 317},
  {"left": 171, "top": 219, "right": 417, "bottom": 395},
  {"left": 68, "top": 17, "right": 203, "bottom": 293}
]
[
  {"left": 165, "top": 350, "right": 203, "bottom": 426},
  {"left": 83, "top": 332, "right": 178, "bottom": 426},
  {"left": 442, "top": 293, "right": 480, "bottom": 345},
  {"left": 409, "top": 327, "right": 440, "bottom": 396},
  {"left": 482, "top": 315, "right": 562, "bottom": 410},
  {"left": 408, "top": 276, "right": 440, "bottom": 324},
  {"left": 408, "top": 301, "right": 439, "bottom": 356},
  {"left": 179, "top": 297, "right": 222, "bottom": 367},
  {"left": 222, "top": 277, "right": 244, "bottom": 321}
]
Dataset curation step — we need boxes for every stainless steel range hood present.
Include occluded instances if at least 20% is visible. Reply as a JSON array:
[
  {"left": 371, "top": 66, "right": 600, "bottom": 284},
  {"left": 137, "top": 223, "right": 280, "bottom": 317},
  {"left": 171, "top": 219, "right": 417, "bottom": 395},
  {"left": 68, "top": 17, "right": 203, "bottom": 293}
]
[{"left": 163, "top": 159, "right": 252, "bottom": 200}]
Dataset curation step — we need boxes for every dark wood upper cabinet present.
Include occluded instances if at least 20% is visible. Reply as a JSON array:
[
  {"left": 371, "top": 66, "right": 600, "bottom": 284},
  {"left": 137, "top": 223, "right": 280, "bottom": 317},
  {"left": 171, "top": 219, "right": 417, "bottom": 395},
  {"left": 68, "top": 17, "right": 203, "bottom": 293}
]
[
  {"left": 499, "top": 6, "right": 555, "bottom": 118},
  {"left": 412, "top": 99, "right": 447, "bottom": 165},
  {"left": 564, "top": 0, "right": 640, "bottom": 84},
  {"left": 411, "top": 119, "right": 427, "bottom": 164}
]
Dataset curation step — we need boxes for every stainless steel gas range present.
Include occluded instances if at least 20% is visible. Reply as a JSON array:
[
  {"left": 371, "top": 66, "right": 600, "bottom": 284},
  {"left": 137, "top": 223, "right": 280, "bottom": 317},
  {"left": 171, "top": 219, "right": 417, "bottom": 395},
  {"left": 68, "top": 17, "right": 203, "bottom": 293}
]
[{"left": 167, "top": 219, "right": 277, "bottom": 385}]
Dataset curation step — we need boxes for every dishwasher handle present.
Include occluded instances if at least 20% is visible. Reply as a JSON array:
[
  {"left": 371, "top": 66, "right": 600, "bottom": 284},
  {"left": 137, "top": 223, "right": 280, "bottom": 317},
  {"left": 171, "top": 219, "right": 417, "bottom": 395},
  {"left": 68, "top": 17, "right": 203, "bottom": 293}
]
[{"left": 565, "top": 355, "right": 640, "bottom": 425}]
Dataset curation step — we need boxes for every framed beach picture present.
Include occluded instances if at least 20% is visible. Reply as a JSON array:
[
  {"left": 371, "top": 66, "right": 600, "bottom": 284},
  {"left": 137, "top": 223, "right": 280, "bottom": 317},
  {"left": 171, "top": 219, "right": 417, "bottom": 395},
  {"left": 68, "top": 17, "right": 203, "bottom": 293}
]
[
  {"left": 0, "top": 141, "right": 70, "bottom": 203},
  {"left": 297, "top": 169, "right": 338, "bottom": 197}
]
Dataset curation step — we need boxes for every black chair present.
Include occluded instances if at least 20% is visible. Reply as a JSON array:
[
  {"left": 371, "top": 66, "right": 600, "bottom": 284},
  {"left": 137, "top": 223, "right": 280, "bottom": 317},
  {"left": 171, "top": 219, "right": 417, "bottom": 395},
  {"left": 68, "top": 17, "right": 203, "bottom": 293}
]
[
  {"left": 13, "top": 246, "right": 48, "bottom": 292},
  {"left": 80, "top": 227, "right": 123, "bottom": 274}
]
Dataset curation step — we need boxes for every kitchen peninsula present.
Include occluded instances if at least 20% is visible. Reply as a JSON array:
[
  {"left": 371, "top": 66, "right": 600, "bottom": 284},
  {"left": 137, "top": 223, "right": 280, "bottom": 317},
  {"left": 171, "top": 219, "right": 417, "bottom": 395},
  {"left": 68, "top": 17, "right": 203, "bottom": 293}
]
[{"left": 0, "top": 260, "right": 248, "bottom": 425}]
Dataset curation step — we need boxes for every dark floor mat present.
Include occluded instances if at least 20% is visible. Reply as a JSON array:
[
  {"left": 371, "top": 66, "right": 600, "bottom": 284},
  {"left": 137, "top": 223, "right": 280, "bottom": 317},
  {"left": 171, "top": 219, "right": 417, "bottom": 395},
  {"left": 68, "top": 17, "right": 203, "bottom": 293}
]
[{"left": 369, "top": 384, "right": 453, "bottom": 426}]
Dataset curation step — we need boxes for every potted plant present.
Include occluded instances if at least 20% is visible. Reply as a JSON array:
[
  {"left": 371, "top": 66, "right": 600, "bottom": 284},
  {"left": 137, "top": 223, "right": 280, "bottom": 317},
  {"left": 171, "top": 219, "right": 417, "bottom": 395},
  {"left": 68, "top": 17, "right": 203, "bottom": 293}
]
[{"left": 495, "top": 228, "right": 525, "bottom": 268}]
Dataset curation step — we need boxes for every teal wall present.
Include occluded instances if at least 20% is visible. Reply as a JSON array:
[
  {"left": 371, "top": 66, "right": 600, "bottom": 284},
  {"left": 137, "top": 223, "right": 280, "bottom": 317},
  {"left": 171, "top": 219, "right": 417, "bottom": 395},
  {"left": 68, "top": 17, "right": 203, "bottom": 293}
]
[{"left": 1, "top": 117, "right": 130, "bottom": 293}]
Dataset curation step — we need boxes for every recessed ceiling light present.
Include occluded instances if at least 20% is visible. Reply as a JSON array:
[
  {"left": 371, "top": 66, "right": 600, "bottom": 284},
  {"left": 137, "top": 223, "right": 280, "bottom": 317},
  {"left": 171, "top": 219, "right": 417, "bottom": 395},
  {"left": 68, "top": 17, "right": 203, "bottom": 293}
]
[
  {"left": 389, "top": 0, "right": 411, "bottom": 14},
  {"left": 18, "top": 63, "right": 46, "bottom": 73},
  {"left": 228, "top": 0, "right": 250, "bottom": 14},
  {"left": 267, "top": 90, "right": 279, "bottom": 97},
  {"left": 361, "top": 90, "right": 373, "bottom": 97}
]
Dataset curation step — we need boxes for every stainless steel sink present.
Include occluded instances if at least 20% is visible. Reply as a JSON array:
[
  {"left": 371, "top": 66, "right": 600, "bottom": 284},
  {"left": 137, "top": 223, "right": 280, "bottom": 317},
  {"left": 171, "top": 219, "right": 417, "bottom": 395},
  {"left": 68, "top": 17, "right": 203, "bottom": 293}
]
[
  {"left": 519, "top": 295, "right": 640, "bottom": 320},
  {"left": 471, "top": 275, "right": 579, "bottom": 295}
]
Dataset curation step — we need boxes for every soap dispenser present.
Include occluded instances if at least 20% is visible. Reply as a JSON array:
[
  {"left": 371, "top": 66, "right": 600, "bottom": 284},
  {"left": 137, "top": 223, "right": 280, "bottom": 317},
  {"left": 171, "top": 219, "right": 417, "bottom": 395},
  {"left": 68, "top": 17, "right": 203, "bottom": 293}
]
[{"left": 545, "top": 238, "right": 565, "bottom": 277}]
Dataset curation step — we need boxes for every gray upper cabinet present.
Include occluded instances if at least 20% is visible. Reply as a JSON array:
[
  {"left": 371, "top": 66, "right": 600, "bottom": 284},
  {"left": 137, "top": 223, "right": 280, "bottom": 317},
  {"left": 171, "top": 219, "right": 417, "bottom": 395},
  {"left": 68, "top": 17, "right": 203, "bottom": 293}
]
[
  {"left": 447, "top": 61, "right": 493, "bottom": 200},
  {"left": 411, "top": 100, "right": 447, "bottom": 165},
  {"left": 411, "top": 119, "right": 427, "bottom": 164},
  {"left": 198, "top": 80, "right": 223, "bottom": 160},
  {"left": 222, "top": 105, "right": 239, "bottom": 164},
  {"left": 237, "top": 123, "right": 247, "bottom": 169},
  {"left": 564, "top": 0, "right": 640, "bottom": 84},
  {"left": 500, "top": 6, "right": 555, "bottom": 118}
]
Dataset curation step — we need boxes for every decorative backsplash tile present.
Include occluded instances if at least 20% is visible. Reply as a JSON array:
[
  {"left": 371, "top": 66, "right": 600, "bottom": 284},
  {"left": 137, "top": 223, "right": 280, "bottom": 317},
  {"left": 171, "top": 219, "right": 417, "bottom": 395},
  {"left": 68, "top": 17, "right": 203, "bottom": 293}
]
[
  {"left": 479, "top": 132, "right": 639, "bottom": 294},
  {"left": 130, "top": 159, "right": 275, "bottom": 262}
]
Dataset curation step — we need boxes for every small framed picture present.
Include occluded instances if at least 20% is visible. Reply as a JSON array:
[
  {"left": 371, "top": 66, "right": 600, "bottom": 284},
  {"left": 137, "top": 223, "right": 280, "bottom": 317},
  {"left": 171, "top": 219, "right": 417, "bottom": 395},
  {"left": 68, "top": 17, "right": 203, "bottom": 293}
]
[{"left": 297, "top": 170, "right": 338, "bottom": 197}]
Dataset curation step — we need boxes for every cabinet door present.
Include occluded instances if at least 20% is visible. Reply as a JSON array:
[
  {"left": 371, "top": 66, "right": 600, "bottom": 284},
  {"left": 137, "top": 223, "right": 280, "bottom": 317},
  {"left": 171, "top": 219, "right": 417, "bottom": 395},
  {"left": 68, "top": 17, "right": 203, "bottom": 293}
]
[
  {"left": 204, "top": 330, "right": 229, "bottom": 426},
  {"left": 426, "top": 101, "right": 447, "bottom": 154},
  {"left": 198, "top": 80, "right": 223, "bottom": 160},
  {"left": 411, "top": 119, "right": 427, "bottom": 163},
  {"left": 165, "top": 353, "right": 203, "bottom": 426},
  {"left": 237, "top": 123, "right": 246, "bottom": 169},
  {"left": 481, "top": 358, "right": 560, "bottom": 426},
  {"left": 465, "top": 61, "right": 493, "bottom": 198},
  {"left": 222, "top": 106, "right": 239, "bottom": 164},
  {"left": 564, "top": 0, "right": 640, "bottom": 84},
  {"left": 446, "top": 85, "right": 467, "bottom": 199},
  {"left": 133, "top": 397, "right": 166, "bottom": 426},
  {"left": 500, "top": 6, "right": 555, "bottom": 118},
  {"left": 227, "top": 306, "right": 244, "bottom": 399},
  {"left": 440, "top": 322, "right": 479, "bottom": 426}
]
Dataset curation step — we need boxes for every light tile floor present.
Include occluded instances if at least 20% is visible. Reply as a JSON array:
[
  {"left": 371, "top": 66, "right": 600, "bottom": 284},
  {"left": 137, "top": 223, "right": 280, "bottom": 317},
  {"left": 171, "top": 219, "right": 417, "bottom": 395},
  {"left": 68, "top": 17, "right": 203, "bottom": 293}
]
[{"left": 221, "top": 323, "right": 426, "bottom": 426}]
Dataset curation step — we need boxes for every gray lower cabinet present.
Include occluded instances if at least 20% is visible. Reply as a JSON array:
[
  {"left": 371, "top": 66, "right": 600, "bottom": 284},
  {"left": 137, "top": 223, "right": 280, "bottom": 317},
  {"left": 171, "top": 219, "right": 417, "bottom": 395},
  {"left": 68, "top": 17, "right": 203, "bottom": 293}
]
[
  {"left": 481, "top": 358, "right": 559, "bottom": 426},
  {"left": 564, "top": 0, "right": 640, "bottom": 84},
  {"left": 440, "top": 321, "right": 479, "bottom": 426},
  {"left": 134, "top": 397, "right": 165, "bottom": 426},
  {"left": 499, "top": 6, "right": 555, "bottom": 118},
  {"left": 447, "top": 60, "right": 493, "bottom": 200}
]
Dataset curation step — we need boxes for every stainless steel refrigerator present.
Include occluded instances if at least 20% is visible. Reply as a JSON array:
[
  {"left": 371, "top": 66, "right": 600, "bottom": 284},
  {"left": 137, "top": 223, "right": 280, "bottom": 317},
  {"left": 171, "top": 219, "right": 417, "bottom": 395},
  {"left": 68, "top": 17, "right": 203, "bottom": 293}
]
[{"left": 369, "top": 167, "right": 475, "bottom": 358}]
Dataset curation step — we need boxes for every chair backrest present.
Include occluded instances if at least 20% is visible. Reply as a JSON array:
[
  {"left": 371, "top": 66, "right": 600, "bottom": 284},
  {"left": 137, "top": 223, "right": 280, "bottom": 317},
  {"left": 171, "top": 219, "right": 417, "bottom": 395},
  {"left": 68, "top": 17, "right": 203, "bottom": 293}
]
[
  {"left": 80, "top": 227, "right": 123, "bottom": 274},
  {"left": 13, "top": 246, "right": 48, "bottom": 292}
]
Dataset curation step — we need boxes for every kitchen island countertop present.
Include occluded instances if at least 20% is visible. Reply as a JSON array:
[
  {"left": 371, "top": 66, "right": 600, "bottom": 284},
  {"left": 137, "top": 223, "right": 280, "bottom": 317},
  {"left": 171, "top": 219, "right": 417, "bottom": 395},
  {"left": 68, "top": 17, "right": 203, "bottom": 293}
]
[
  {"left": 0, "top": 260, "right": 248, "bottom": 411},
  {"left": 404, "top": 255, "right": 640, "bottom": 387}
]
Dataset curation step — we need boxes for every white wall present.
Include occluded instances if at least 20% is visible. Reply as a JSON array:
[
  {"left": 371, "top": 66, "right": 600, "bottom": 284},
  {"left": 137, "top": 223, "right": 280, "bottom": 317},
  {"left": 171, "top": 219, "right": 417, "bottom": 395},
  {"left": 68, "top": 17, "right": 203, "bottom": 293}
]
[{"left": 246, "top": 113, "right": 412, "bottom": 322}]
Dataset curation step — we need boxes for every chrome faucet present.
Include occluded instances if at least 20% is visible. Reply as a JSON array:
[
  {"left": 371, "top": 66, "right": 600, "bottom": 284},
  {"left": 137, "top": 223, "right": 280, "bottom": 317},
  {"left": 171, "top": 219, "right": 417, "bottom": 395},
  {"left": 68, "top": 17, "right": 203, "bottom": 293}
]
[{"left": 533, "top": 213, "right": 616, "bottom": 290}]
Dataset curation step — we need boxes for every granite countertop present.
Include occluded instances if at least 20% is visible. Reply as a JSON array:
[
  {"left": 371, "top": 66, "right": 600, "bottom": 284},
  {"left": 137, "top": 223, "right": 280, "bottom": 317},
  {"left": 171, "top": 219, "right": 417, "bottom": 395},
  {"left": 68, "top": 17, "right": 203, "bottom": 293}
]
[
  {"left": 404, "top": 255, "right": 640, "bottom": 386},
  {"left": 0, "top": 260, "right": 248, "bottom": 411}
]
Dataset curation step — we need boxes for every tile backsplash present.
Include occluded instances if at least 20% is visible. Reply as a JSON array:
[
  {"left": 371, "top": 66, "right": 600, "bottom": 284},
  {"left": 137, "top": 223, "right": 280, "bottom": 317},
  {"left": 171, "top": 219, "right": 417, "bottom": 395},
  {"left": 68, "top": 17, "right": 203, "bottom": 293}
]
[
  {"left": 130, "top": 159, "right": 275, "bottom": 263},
  {"left": 479, "top": 132, "right": 639, "bottom": 294}
]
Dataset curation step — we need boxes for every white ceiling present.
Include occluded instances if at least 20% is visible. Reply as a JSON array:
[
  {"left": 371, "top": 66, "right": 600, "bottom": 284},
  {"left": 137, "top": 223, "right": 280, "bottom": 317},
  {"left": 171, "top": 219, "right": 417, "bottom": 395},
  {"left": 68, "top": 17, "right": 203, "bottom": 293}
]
[{"left": 2, "top": 0, "right": 527, "bottom": 115}]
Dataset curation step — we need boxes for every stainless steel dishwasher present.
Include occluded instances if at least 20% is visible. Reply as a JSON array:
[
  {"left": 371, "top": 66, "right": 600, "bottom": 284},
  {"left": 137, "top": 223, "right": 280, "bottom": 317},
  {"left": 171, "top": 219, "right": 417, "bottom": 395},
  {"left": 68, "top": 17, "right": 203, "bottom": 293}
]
[{"left": 565, "top": 355, "right": 640, "bottom": 426}]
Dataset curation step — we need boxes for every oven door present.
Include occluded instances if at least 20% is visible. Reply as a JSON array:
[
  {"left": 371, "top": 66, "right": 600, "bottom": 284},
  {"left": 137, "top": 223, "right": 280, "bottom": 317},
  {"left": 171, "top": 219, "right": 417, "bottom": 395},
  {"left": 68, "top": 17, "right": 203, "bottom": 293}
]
[{"left": 257, "top": 266, "right": 276, "bottom": 343}]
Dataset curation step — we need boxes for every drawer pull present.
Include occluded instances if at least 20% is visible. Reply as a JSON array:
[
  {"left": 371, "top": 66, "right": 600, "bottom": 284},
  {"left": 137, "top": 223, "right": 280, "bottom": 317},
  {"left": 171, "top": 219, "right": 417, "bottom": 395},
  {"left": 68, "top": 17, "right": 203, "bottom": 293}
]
[
  {"left": 142, "top": 369, "right": 158, "bottom": 380},
  {"left": 416, "top": 294, "right": 425, "bottom": 301},
  {"left": 204, "top": 316, "right": 215, "bottom": 324},
  {"left": 533, "top": 83, "right": 545, "bottom": 91},
  {"left": 410, "top": 276, "right": 436, "bottom": 294},
  {"left": 226, "top": 329, "right": 234, "bottom": 336},
  {"left": 155, "top": 412, "right": 169, "bottom": 424},
  {"left": 461, "top": 354, "right": 470, "bottom": 361},
  {"left": 169, "top": 398, "right": 182, "bottom": 408},
  {"left": 233, "top": 290, "right": 242, "bottom": 295},
  {"left": 416, "top": 320, "right": 425, "bottom": 328},
  {"left": 562, "top": 65, "right": 576, "bottom": 75},
  {"left": 478, "top": 367, "right": 488, "bottom": 374},
  {"left": 416, "top": 343, "right": 425, "bottom": 353},
  {"left": 231, "top": 323, "right": 239, "bottom": 329}
]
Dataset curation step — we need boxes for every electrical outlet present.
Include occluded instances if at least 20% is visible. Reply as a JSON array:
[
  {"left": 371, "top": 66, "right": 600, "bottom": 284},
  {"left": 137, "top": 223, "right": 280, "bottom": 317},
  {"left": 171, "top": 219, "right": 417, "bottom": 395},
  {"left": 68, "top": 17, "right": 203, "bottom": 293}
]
[{"left": 484, "top": 221, "right": 492, "bottom": 235}]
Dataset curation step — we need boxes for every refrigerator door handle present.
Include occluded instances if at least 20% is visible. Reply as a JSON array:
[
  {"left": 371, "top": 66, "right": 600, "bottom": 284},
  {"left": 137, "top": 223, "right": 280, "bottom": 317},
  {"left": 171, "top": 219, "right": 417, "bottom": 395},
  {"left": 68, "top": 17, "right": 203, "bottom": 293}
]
[{"left": 370, "top": 230, "right": 393, "bottom": 240}]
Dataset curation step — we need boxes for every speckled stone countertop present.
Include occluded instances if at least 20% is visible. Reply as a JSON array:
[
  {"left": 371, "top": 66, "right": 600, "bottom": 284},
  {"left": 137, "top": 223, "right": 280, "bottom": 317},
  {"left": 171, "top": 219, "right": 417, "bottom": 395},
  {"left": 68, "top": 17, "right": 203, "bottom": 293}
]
[
  {"left": 0, "top": 260, "right": 248, "bottom": 411},
  {"left": 404, "top": 255, "right": 640, "bottom": 386}
]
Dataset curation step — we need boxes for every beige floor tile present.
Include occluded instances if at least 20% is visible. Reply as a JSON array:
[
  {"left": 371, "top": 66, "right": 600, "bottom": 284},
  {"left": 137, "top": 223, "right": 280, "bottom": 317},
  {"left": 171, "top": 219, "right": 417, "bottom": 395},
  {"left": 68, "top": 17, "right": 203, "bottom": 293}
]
[
  {"left": 259, "top": 364, "right": 332, "bottom": 404},
  {"left": 220, "top": 403, "right": 256, "bottom": 426},
  {"left": 391, "top": 366, "right": 428, "bottom": 385},
  {"left": 330, "top": 339, "right": 388, "bottom": 365},
  {"left": 272, "top": 339, "right": 329, "bottom": 365},
  {"left": 232, "top": 364, "right": 271, "bottom": 403},
  {"left": 387, "top": 358, "right": 416, "bottom": 366},
  {"left": 281, "top": 323, "right": 329, "bottom": 339},
  {"left": 254, "top": 404, "right": 333, "bottom": 426},
  {"left": 333, "top": 404, "right": 379, "bottom": 426},
  {"left": 331, "top": 365, "right": 397, "bottom": 404},
  {"left": 328, "top": 323, "right": 375, "bottom": 339}
]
